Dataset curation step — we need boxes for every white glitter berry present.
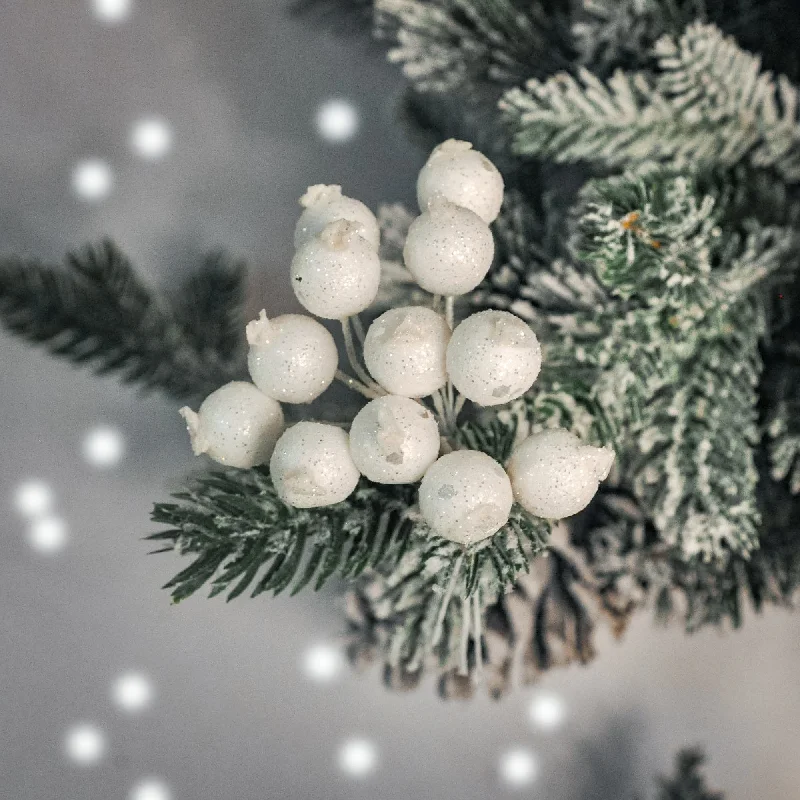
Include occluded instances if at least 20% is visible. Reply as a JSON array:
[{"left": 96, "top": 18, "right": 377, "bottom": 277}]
[
  {"left": 419, "top": 450, "right": 513, "bottom": 545},
  {"left": 403, "top": 197, "right": 495, "bottom": 296},
  {"left": 446, "top": 310, "right": 542, "bottom": 406},
  {"left": 417, "top": 139, "right": 504, "bottom": 224},
  {"left": 294, "top": 184, "right": 380, "bottom": 250},
  {"left": 363, "top": 306, "right": 450, "bottom": 397},
  {"left": 246, "top": 310, "right": 338, "bottom": 404},
  {"left": 349, "top": 395, "right": 441, "bottom": 484},
  {"left": 291, "top": 219, "right": 381, "bottom": 319},
  {"left": 270, "top": 421, "right": 360, "bottom": 508},
  {"left": 506, "top": 428, "right": 616, "bottom": 519},
  {"left": 179, "top": 381, "right": 285, "bottom": 469}
]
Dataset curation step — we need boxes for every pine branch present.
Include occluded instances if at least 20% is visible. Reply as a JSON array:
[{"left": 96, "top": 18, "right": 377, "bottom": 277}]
[
  {"left": 375, "top": 0, "right": 573, "bottom": 95},
  {"left": 496, "top": 168, "right": 796, "bottom": 561},
  {"left": 503, "top": 23, "right": 800, "bottom": 181},
  {"left": 150, "top": 468, "right": 419, "bottom": 602},
  {"left": 0, "top": 241, "right": 247, "bottom": 400},
  {"left": 150, "top": 414, "right": 552, "bottom": 606},
  {"left": 655, "top": 749, "right": 724, "bottom": 800},
  {"left": 172, "top": 251, "right": 247, "bottom": 364},
  {"left": 571, "top": 0, "right": 704, "bottom": 75},
  {"left": 345, "top": 519, "right": 635, "bottom": 699}
]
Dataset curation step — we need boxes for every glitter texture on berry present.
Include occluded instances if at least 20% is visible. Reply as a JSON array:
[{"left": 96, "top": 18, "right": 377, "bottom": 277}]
[
  {"left": 403, "top": 197, "right": 495, "bottom": 296},
  {"left": 291, "top": 219, "right": 381, "bottom": 319},
  {"left": 349, "top": 395, "right": 441, "bottom": 484},
  {"left": 506, "top": 428, "right": 615, "bottom": 519},
  {"left": 294, "top": 184, "right": 380, "bottom": 250},
  {"left": 363, "top": 306, "right": 450, "bottom": 397},
  {"left": 179, "top": 381, "right": 285, "bottom": 469},
  {"left": 419, "top": 450, "right": 513, "bottom": 545},
  {"left": 446, "top": 310, "right": 542, "bottom": 406},
  {"left": 246, "top": 311, "right": 338, "bottom": 404},
  {"left": 270, "top": 422, "right": 361, "bottom": 508}
]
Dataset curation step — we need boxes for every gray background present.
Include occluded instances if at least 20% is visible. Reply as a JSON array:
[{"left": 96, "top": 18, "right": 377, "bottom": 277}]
[{"left": 2, "top": 2, "right": 799, "bottom": 798}]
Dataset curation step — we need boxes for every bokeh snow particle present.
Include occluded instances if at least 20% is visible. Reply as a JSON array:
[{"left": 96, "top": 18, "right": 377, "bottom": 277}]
[
  {"left": 131, "top": 118, "right": 173, "bottom": 160},
  {"left": 64, "top": 723, "right": 106, "bottom": 766},
  {"left": 338, "top": 738, "right": 378, "bottom": 778},
  {"left": 129, "top": 778, "right": 173, "bottom": 800},
  {"left": 83, "top": 426, "right": 126, "bottom": 468},
  {"left": 28, "top": 516, "right": 69, "bottom": 554},
  {"left": 92, "top": 0, "right": 132, "bottom": 23},
  {"left": 14, "top": 480, "right": 54, "bottom": 518},
  {"left": 529, "top": 691, "right": 566, "bottom": 731},
  {"left": 302, "top": 643, "right": 344, "bottom": 683},
  {"left": 315, "top": 99, "right": 360, "bottom": 143},
  {"left": 112, "top": 671, "right": 154, "bottom": 712},
  {"left": 72, "top": 159, "right": 114, "bottom": 202},
  {"left": 498, "top": 748, "right": 539, "bottom": 788}
]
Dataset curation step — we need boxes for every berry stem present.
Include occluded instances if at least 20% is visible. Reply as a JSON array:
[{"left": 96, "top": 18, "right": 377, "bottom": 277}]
[
  {"left": 430, "top": 554, "right": 463, "bottom": 655},
  {"left": 445, "top": 295, "right": 455, "bottom": 330},
  {"left": 341, "top": 318, "right": 383, "bottom": 393},
  {"left": 432, "top": 389, "right": 450, "bottom": 432},
  {"left": 335, "top": 369, "right": 382, "bottom": 400},
  {"left": 459, "top": 597, "right": 470, "bottom": 676},
  {"left": 472, "top": 589, "right": 483, "bottom": 686},
  {"left": 351, "top": 314, "right": 367, "bottom": 346}
]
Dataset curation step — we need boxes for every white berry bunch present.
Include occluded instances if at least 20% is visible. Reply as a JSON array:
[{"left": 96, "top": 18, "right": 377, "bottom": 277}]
[{"left": 180, "top": 139, "right": 615, "bottom": 542}]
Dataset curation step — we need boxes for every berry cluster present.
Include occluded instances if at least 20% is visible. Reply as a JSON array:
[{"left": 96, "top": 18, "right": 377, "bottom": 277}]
[{"left": 180, "top": 140, "right": 615, "bottom": 546}]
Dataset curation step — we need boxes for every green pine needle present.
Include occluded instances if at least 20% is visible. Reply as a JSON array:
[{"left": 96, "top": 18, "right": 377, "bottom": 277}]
[{"left": 0, "top": 240, "right": 247, "bottom": 400}]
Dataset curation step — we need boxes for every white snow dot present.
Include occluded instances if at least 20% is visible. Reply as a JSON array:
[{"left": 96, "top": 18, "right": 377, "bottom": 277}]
[
  {"left": 64, "top": 724, "right": 106, "bottom": 766},
  {"left": 529, "top": 692, "right": 566, "bottom": 731},
  {"left": 92, "top": 0, "right": 132, "bottom": 23},
  {"left": 28, "top": 516, "right": 69, "bottom": 554},
  {"left": 14, "top": 480, "right": 54, "bottom": 518},
  {"left": 302, "top": 643, "right": 344, "bottom": 683},
  {"left": 315, "top": 99, "right": 359, "bottom": 143},
  {"left": 131, "top": 118, "right": 173, "bottom": 160},
  {"left": 129, "top": 778, "right": 172, "bottom": 800},
  {"left": 72, "top": 159, "right": 114, "bottom": 201},
  {"left": 112, "top": 672, "right": 154, "bottom": 712},
  {"left": 338, "top": 738, "right": 378, "bottom": 778},
  {"left": 83, "top": 426, "right": 126, "bottom": 468},
  {"left": 498, "top": 748, "right": 539, "bottom": 788}
]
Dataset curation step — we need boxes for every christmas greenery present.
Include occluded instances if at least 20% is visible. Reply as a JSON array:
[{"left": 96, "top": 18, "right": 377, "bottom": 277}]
[
  {"left": 1, "top": 0, "right": 799, "bottom": 708},
  {"left": 502, "top": 23, "right": 800, "bottom": 179},
  {"left": 656, "top": 749, "right": 723, "bottom": 800},
  {"left": 0, "top": 240, "right": 246, "bottom": 400}
]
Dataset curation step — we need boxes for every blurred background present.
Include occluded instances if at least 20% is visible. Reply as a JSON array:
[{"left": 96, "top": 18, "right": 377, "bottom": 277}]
[{"left": 2, "top": 2, "right": 799, "bottom": 798}]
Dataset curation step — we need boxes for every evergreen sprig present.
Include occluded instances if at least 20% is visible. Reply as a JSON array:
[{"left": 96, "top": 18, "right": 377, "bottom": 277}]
[
  {"left": 0, "top": 240, "right": 247, "bottom": 400},
  {"left": 150, "top": 469, "right": 419, "bottom": 603},
  {"left": 502, "top": 23, "right": 800, "bottom": 181},
  {"left": 656, "top": 749, "right": 724, "bottom": 800},
  {"left": 150, "top": 414, "right": 551, "bottom": 611},
  {"left": 375, "top": 0, "right": 573, "bottom": 95},
  {"left": 506, "top": 167, "right": 796, "bottom": 560}
]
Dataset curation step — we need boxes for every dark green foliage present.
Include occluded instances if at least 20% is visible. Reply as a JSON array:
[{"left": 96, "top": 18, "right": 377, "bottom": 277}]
[
  {"left": 375, "top": 0, "right": 574, "bottom": 94},
  {"left": 150, "top": 412, "right": 551, "bottom": 607},
  {"left": 503, "top": 23, "right": 800, "bottom": 181},
  {"left": 0, "top": 240, "right": 247, "bottom": 400},
  {"left": 656, "top": 749, "right": 724, "bottom": 800},
  {"left": 150, "top": 468, "right": 419, "bottom": 603}
]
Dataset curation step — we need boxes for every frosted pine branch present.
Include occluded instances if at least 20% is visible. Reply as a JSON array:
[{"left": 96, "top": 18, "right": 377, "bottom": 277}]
[
  {"left": 503, "top": 23, "right": 800, "bottom": 180},
  {"left": 375, "top": 0, "right": 571, "bottom": 94}
]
